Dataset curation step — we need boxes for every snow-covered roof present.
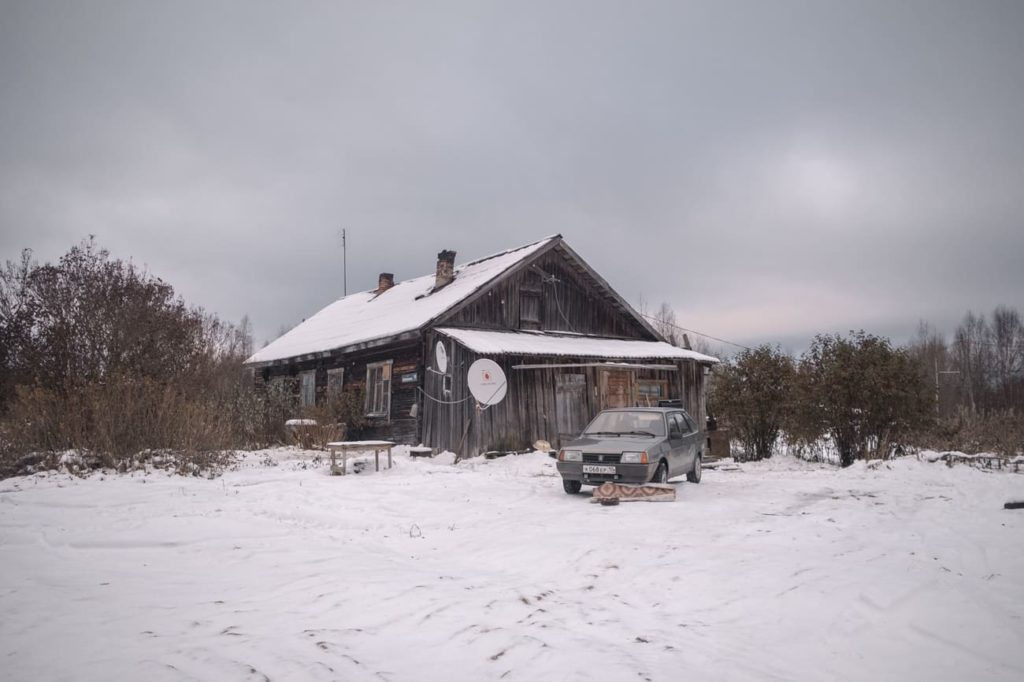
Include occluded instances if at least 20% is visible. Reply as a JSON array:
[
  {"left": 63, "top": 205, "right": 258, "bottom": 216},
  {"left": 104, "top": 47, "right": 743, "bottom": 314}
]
[
  {"left": 436, "top": 328, "right": 719, "bottom": 363},
  {"left": 246, "top": 236, "right": 559, "bottom": 365}
]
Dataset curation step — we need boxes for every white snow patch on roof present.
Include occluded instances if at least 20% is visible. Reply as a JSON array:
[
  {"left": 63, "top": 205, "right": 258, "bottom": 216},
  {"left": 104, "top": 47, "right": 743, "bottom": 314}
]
[
  {"left": 247, "top": 237, "right": 558, "bottom": 365},
  {"left": 436, "top": 328, "right": 720, "bottom": 363}
]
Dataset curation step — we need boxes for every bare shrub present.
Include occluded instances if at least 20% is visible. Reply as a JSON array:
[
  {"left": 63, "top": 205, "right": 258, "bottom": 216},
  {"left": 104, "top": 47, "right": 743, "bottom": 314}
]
[
  {"left": 0, "top": 375, "right": 239, "bottom": 475},
  {"left": 712, "top": 345, "right": 795, "bottom": 461},
  {"left": 0, "top": 239, "right": 262, "bottom": 477},
  {"left": 915, "top": 409, "right": 1023, "bottom": 457},
  {"left": 793, "top": 332, "right": 931, "bottom": 467}
]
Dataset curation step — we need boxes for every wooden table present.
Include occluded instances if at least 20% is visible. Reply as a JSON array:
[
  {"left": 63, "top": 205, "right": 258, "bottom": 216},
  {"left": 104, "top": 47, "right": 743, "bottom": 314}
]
[{"left": 327, "top": 440, "right": 395, "bottom": 476}]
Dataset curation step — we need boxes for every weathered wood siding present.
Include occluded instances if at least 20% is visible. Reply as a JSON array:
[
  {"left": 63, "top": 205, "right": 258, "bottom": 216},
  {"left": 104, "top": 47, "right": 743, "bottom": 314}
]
[
  {"left": 421, "top": 330, "right": 708, "bottom": 455},
  {"left": 260, "top": 341, "right": 424, "bottom": 444},
  {"left": 439, "top": 247, "right": 653, "bottom": 339}
]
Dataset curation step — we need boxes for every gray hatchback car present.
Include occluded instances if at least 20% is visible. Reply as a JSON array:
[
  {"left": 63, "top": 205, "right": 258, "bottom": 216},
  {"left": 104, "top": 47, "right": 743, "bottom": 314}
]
[{"left": 556, "top": 407, "right": 704, "bottom": 494}]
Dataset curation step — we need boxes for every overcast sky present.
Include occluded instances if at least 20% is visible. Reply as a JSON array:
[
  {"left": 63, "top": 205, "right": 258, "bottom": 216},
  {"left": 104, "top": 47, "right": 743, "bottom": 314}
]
[{"left": 2, "top": 1, "right": 1022, "bottom": 355}]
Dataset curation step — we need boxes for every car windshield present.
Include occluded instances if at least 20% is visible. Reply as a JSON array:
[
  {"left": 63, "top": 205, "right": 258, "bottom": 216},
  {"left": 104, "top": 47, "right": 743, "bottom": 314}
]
[{"left": 583, "top": 411, "right": 666, "bottom": 437}]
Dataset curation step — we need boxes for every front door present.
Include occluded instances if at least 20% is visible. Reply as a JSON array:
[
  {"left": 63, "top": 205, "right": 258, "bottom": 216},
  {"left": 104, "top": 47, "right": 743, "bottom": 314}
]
[{"left": 555, "top": 373, "right": 589, "bottom": 446}]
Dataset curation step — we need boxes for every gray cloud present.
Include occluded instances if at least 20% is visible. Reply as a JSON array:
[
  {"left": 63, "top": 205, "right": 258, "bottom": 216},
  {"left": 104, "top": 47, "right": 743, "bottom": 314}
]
[{"left": 2, "top": 1, "right": 1022, "bottom": 352}]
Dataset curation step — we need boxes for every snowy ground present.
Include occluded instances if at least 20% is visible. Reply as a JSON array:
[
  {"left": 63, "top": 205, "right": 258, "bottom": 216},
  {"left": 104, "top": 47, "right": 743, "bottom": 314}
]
[{"left": 2, "top": 449, "right": 1023, "bottom": 682}]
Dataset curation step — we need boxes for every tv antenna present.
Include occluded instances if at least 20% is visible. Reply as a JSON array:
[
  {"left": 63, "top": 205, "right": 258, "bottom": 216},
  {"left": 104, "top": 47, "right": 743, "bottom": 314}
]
[{"left": 340, "top": 228, "right": 348, "bottom": 296}]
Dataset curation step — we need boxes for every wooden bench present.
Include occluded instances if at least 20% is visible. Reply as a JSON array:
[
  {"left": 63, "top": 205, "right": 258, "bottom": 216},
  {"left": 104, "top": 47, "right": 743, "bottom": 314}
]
[{"left": 327, "top": 441, "right": 395, "bottom": 476}]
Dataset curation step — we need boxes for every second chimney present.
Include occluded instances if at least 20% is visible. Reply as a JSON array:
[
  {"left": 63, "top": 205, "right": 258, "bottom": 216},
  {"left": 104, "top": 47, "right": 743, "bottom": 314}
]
[
  {"left": 377, "top": 272, "right": 394, "bottom": 294},
  {"left": 434, "top": 250, "right": 456, "bottom": 290}
]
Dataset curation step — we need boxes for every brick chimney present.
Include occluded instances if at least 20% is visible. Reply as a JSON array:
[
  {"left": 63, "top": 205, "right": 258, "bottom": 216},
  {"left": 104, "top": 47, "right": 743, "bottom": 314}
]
[
  {"left": 434, "top": 250, "right": 456, "bottom": 290},
  {"left": 377, "top": 272, "right": 394, "bottom": 293}
]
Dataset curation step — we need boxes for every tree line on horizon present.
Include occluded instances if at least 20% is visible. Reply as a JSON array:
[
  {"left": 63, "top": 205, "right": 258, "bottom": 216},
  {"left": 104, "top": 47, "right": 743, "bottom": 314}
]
[{"left": 711, "top": 307, "right": 1024, "bottom": 465}]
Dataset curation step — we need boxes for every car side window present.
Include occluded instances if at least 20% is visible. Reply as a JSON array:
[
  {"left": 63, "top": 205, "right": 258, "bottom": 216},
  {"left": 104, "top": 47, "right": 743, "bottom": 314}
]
[
  {"left": 668, "top": 414, "right": 683, "bottom": 439},
  {"left": 681, "top": 413, "right": 697, "bottom": 434},
  {"left": 670, "top": 413, "right": 686, "bottom": 439}
]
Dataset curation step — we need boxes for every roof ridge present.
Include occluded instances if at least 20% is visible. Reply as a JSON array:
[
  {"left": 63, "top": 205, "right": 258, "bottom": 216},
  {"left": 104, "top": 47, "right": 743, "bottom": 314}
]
[
  {"left": 458, "top": 234, "right": 561, "bottom": 269},
  {"left": 327, "top": 235, "right": 561, "bottom": 304}
]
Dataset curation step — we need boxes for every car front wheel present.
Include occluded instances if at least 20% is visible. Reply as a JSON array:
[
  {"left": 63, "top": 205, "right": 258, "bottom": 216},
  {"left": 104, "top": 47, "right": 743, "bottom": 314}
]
[
  {"left": 687, "top": 454, "right": 702, "bottom": 483},
  {"left": 653, "top": 461, "right": 669, "bottom": 484},
  {"left": 563, "top": 479, "right": 582, "bottom": 494}
]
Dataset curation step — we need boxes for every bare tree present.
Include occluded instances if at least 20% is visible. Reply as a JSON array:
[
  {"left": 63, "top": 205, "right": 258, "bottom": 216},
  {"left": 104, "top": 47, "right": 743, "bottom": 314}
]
[
  {"left": 953, "top": 311, "right": 991, "bottom": 413},
  {"left": 652, "top": 302, "right": 681, "bottom": 346},
  {"left": 990, "top": 306, "right": 1024, "bottom": 407}
]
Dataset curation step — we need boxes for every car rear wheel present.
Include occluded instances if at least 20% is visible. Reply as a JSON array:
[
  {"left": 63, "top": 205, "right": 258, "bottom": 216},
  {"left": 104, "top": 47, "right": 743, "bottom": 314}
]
[
  {"left": 563, "top": 479, "right": 582, "bottom": 494},
  {"left": 687, "top": 454, "right": 702, "bottom": 483},
  {"left": 653, "top": 461, "right": 669, "bottom": 484}
]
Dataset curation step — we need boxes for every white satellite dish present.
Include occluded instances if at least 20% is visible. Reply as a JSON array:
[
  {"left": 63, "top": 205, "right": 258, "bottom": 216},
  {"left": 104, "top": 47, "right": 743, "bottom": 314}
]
[
  {"left": 467, "top": 358, "right": 507, "bottom": 406},
  {"left": 435, "top": 341, "right": 449, "bottom": 374}
]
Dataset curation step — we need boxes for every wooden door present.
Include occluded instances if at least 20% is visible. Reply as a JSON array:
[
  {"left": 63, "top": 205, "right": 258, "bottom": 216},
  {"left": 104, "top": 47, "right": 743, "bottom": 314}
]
[
  {"left": 555, "top": 373, "right": 589, "bottom": 445},
  {"left": 599, "top": 370, "right": 636, "bottom": 409}
]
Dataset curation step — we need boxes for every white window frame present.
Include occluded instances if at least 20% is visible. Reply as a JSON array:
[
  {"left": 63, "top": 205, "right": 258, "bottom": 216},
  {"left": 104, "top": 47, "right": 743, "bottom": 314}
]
[
  {"left": 365, "top": 360, "right": 393, "bottom": 419},
  {"left": 327, "top": 367, "right": 345, "bottom": 397},
  {"left": 299, "top": 370, "right": 316, "bottom": 408}
]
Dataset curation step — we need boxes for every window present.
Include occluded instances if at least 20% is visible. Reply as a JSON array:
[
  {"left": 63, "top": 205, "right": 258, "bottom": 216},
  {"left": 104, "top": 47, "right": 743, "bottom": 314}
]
[
  {"left": 637, "top": 380, "right": 668, "bottom": 406},
  {"left": 365, "top": 360, "right": 392, "bottom": 418},
  {"left": 519, "top": 271, "right": 543, "bottom": 330},
  {"left": 670, "top": 413, "right": 686, "bottom": 439},
  {"left": 327, "top": 368, "right": 344, "bottom": 397},
  {"left": 299, "top": 370, "right": 316, "bottom": 407},
  {"left": 520, "top": 293, "right": 542, "bottom": 329},
  {"left": 667, "top": 411, "right": 684, "bottom": 438},
  {"left": 584, "top": 410, "right": 667, "bottom": 437},
  {"left": 267, "top": 375, "right": 289, "bottom": 400}
]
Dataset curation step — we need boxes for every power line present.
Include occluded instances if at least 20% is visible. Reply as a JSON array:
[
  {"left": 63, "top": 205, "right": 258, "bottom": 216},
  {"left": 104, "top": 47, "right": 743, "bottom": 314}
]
[{"left": 639, "top": 312, "right": 752, "bottom": 351}]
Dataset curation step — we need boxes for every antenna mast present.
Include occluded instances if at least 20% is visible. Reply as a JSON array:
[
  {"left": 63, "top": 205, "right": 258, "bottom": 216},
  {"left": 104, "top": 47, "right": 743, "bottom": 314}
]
[{"left": 341, "top": 228, "right": 347, "bottom": 296}]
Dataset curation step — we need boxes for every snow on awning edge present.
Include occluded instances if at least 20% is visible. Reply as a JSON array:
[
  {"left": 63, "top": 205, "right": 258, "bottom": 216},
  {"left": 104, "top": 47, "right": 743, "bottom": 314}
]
[{"left": 435, "top": 328, "right": 720, "bottom": 364}]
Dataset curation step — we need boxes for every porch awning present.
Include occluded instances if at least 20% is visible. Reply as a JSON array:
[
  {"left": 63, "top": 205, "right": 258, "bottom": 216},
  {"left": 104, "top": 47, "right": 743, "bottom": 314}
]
[{"left": 435, "top": 328, "right": 719, "bottom": 364}]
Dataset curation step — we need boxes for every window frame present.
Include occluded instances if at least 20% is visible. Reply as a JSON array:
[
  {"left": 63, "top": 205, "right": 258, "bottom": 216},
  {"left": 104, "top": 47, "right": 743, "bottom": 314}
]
[
  {"left": 365, "top": 360, "right": 393, "bottom": 419},
  {"left": 326, "top": 367, "right": 345, "bottom": 398},
  {"left": 299, "top": 370, "right": 317, "bottom": 408}
]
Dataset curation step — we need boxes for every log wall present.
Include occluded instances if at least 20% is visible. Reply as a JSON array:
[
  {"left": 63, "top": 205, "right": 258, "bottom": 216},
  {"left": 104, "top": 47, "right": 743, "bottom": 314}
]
[{"left": 260, "top": 341, "right": 423, "bottom": 444}]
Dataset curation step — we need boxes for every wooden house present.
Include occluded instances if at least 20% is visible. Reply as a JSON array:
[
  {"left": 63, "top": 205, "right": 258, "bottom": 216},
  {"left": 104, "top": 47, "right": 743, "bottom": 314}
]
[{"left": 245, "top": 235, "right": 717, "bottom": 455}]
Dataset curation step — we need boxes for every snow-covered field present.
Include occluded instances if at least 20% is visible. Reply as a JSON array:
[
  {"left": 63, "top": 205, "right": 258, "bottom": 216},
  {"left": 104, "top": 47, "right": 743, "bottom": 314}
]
[{"left": 2, "top": 450, "right": 1022, "bottom": 681}]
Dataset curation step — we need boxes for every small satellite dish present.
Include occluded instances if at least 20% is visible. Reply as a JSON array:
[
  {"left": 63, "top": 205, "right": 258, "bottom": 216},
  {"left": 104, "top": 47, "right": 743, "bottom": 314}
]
[
  {"left": 467, "top": 359, "right": 507, "bottom": 406},
  {"left": 435, "top": 341, "right": 449, "bottom": 374}
]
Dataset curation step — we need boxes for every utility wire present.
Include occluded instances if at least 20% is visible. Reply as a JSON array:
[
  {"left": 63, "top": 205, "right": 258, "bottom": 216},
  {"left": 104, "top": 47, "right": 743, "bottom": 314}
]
[
  {"left": 416, "top": 386, "right": 473, "bottom": 405},
  {"left": 638, "top": 312, "right": 752, "bottom": 351},
  {"left": 542, "top": 274, "right": 577, "bottom": 333}
]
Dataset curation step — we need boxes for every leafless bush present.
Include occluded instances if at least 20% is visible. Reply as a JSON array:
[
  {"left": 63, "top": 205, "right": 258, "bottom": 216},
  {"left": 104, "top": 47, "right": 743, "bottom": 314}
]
[
  {"left": 0, "top": 375, "right": 240, "bottom": 476},
  {"left": 282, "top": 388, "right": 367, "bottom": 450},
  {"left": 914, "top": 409, "right": 1023, "bottom": 457},
  {"left": 0, "top": 239, "right": 272, "bottom": 477}
]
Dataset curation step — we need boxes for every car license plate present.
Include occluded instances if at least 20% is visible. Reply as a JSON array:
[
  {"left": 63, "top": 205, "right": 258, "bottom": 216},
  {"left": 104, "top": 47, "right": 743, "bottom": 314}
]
[{"left": 583, "top": 465, "right": 616, "bottom": 474}]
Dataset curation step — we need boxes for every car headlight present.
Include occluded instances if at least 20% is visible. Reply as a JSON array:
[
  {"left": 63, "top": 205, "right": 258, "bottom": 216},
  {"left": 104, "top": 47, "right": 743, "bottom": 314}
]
[
  {"left": 620, "top": 451, "right": 648, "bottom": 464},
  {"left": 559, "top": 449, "right": 582, "bottom": 462}
]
